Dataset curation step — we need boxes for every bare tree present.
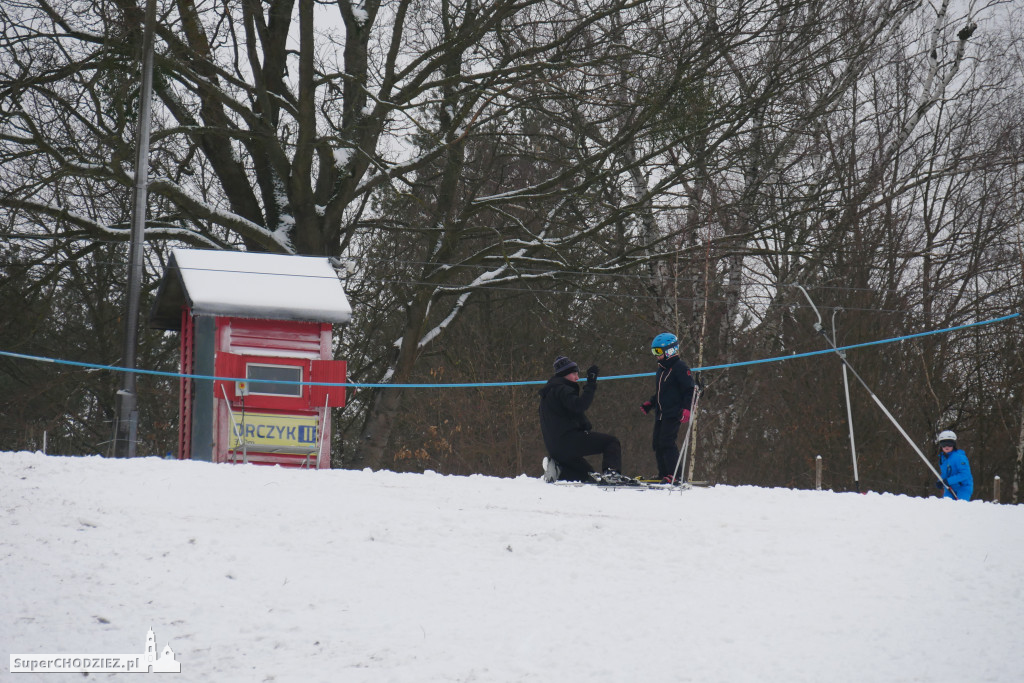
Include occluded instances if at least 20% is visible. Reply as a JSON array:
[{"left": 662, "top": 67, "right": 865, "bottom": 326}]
[{"left": 2, "top": 0, "right": 1021, "bottom": 492}]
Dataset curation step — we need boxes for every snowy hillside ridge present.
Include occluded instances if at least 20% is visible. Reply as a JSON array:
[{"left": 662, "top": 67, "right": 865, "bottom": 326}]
[{"left": 4, "top": 451, "right": 1024, "bottom": 683}]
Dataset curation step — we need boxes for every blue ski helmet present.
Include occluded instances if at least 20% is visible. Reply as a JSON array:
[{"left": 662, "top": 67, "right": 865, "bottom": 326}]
[{"left": 651, "top": 333, "right": 679, "bottom": 357}]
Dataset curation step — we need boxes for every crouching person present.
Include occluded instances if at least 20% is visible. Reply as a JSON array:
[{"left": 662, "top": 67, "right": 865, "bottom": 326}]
[{"left": 538, "top": 355, "right": 628, "bottom": 484}]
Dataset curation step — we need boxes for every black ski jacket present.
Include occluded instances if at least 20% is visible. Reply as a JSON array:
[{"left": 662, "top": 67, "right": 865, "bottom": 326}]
[
  {"left": 538, "top": 375, "right": 595, "bottom": 454},
  {"left": 647, "top": 355, "right": 696, "bottom": 419}
]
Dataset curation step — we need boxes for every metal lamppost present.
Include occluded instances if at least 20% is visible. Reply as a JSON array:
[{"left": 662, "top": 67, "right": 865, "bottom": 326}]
[{"left": 112, "top": 0, "right": 158, "bottom": 458}]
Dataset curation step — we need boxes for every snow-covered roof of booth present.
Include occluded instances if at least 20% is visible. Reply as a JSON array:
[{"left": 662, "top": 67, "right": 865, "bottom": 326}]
[{"left": 150, "top": 248, "right": 352, "bottom": 330}]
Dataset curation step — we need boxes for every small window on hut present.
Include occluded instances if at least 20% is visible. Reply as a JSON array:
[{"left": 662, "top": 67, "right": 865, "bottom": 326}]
[{"left": 247, "top": 364, "right": 303, "bottom": 397}]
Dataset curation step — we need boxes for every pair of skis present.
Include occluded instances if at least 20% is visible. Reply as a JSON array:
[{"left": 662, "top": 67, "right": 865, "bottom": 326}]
[{"left": 551, "top": 478, "right": 692, "bottom": 491}]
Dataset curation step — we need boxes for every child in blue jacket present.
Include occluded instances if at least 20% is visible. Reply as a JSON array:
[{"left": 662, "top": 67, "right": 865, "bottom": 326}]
[{"left": 936, "top": 430, "right": 973, "bottom": 501}]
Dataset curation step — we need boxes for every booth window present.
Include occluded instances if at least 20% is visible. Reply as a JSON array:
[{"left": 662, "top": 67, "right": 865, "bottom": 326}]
[{"left": 247, "top": 364, "right": 303, "bottom": 397}]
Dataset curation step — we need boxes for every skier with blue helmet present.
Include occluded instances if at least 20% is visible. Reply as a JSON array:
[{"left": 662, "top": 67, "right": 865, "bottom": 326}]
[
  {"left": 641, "top": 333, "right": 696, "bottom": 482},
  {"left": 935, "top": 430, "right": 973, "bottom": 501}
]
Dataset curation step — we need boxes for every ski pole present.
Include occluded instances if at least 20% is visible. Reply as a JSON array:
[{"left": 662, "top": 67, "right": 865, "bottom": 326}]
[
  {"left": 672, "top": 385, "right": 702, "bottom": 484},
  {"left": 795, "top": 285, "right": 957, "bottom": 499}
]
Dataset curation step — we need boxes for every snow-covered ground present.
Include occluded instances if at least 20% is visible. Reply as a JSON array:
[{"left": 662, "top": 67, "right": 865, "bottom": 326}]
[{"left": 3, "top": 450, "right": 1023, "bottom": 682}]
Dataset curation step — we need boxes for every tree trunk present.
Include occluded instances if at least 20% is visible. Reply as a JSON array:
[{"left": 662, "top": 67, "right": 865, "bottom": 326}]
[{"left": 351, "top": 294, "right": 431, "bottom": 469}]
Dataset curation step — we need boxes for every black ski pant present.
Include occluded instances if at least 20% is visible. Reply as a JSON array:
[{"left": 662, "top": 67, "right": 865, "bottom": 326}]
[
  {"left": 652, "top": 417, "right": 682, "bottom": 479},
  {"left": 550, "top": 431, "right": 622, "bottom": 482}
]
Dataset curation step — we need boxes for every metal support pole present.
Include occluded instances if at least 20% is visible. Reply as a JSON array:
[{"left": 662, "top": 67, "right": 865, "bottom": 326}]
[
  {"left": 222, "top": 386, "right": 245, "bottom": 464},
  {"left": 796, "top": 285, "right": 956, "bottom": 499},
  {"left": 112, "top": 0, "right": 158, "bottom": 458},
  {"left": 314, "top": 393, "right": 330, "bottom": 468},
  {"left": 833, "top": 309, "right": 860, "bottom": 493},
  {"left": 994, "top": 475, "right": 1001, "bottom": 504},
  {"left": 815, "top": 454, "right": 823, "bottom": 490}
]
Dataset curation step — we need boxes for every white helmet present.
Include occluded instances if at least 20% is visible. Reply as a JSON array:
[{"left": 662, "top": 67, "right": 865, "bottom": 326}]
[{"left": 936, "top": 430, "right": 957, "bottom": 443}]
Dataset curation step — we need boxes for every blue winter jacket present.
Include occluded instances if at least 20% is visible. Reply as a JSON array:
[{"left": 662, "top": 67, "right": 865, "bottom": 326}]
[{"left": 939, "top": 448, "right": 973, "bottom": 501}]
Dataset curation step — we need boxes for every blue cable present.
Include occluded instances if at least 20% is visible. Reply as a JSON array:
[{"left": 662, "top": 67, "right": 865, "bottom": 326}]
[{"left": 0, "top": 313, "right": 1016, "bottom": 388}]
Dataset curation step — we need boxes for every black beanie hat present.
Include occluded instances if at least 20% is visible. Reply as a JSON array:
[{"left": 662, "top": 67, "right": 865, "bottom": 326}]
[{"left": 553, "top": 355, "right": 579, "bottom": 376}]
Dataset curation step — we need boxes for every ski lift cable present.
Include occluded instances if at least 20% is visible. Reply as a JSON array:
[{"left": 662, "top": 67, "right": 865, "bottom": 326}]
[{"left": 0, "top": 313, "right": 1016, "bottom": 389}]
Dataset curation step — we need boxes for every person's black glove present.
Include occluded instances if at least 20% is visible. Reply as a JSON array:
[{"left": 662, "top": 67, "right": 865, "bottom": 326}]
[
  {"left": 935, "top": 479, "right": 948, "bottom": 490},
  {"left": 586, "top": 365, "right": 599, "bottom": 383}
]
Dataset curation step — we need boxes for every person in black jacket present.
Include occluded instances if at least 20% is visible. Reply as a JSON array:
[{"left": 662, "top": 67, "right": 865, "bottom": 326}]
[
  {"left": 640, "top": 333, "right": 696, "bottom": 483},
  {"left": 538, "top": 355, "right": 624, "bottom": 482}
]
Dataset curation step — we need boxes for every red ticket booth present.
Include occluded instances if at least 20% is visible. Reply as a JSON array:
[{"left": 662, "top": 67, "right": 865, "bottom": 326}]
[{"left": 150, "top": 249, "right": 351, "bottom": 468}]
